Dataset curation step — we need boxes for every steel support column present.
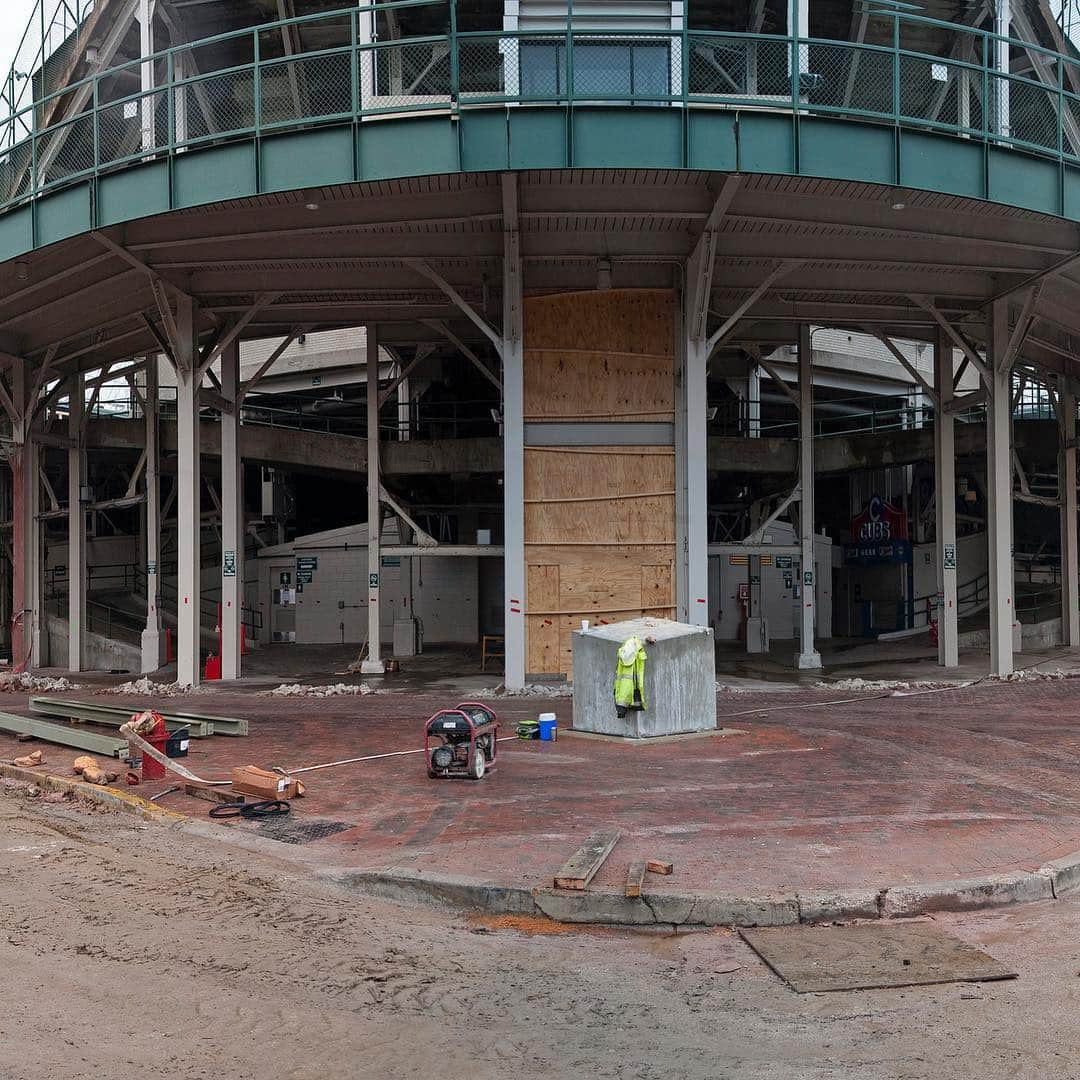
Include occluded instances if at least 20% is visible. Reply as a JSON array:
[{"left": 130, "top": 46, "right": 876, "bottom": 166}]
[
  {"left": 502, "top": 173, "right": 526, "bottom": 690},
  {"left": 934, "top": 328, "right": 959, "bottom": 667},
  {"left": 986, "top": 298, "right": 1015, "bottom": 676},
  {"left": 67, "top": 373, "right": 85, "bottom": 672},
  {"left": 141, "top": 356, "right": 163, "bottom": 672},
  {"left": 9, "top": 361, "right": 38, "bottom": 672},
  {"left": 797, "top": 325, "right": 821, "bottom": 669},
  {"left": 1059, "top": 377, "right": 1080, "bottom": 646},
  {"left": 175, "top": 297, "right": 201, "bottom": 687},
  {"left": 683, "top": 331, "right": 710, "bottom": 627},
  {"left": 361, "top": 326, "right": 385, "bottom": 675},
  {"left": 220, "top": 341, "right": 242, "bottom": 679}
]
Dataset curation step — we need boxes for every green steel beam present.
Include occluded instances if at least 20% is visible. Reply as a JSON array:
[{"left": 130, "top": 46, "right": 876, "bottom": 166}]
[
  {"left": 0, "top": 710, "right": 128, "bottom": 757},
  {"left": 28, "top": 696, "right": 215, "bottom": 737}
]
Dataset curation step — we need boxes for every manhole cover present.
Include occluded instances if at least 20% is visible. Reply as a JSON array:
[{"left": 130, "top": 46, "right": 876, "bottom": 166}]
[{"left": 255, "top": 818, "right": 353, "bottom": 845}]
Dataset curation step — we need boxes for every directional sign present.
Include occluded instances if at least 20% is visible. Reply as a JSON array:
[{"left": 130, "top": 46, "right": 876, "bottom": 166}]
[
  {"left": 369, "top": 572, "right": 380, "bottom": 588},
  {"left": 223, "top": 550, "right": 236, "bottom": 577},
  {"left": 147, "top": 560, "right": 157, "bottom": 576},
  {"left": 943, "top": 544, "right": 956, "bottom": 570},
  {"left": 297, "top": 556, "right": 319, "bottom": 571},
  {"left": 297, "top": 570, "right": 313, "bottom": 584},
  {"left": 803, "top": 570, "right": 814, "bottom": 586},
  {"left": 775, "top": 556, "right": 793, "bottom": 570}
]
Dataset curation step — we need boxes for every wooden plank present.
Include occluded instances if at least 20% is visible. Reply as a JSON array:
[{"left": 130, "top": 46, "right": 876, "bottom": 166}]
[
  {"left": 524, "top": 289, "right": 675, "bottom": 355},
  {"left": 554, "top": 830, "right": 621, "bottom": 891},
  {"left": 527, "top": 564, "right": 560, "bottom": 676},
  {"left": 626, "top": 860, "right": 647, "bottom": 899},
  {"left": 183, "top": 782, "right": 247, "bottom": 805},
  {"left": 646, "top": 859, "right": 674, "bottom": 876},
  {"left": 0, "top": 711, "right": 127, "bottom": 757}
]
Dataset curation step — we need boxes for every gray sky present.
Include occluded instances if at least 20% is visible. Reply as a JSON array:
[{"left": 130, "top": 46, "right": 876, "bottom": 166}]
[{"left": 0, "top": 2, "right": 35, "bottom": 81}]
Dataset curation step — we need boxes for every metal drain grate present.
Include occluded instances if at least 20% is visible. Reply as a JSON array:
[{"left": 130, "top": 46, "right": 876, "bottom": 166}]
[{"left": 255, "top": 818, "right": 353, "bottom": 845}]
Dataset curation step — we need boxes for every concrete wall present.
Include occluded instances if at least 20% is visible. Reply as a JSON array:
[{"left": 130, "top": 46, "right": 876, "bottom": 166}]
[
  {"left": 911, "top": 531, "right": 988, "bottom": 626},
  {"left": 44, "top": 614, "right": 141, "bottom": 672},
  {"left": 255, "top": 522, "right": 483, "bottom": 646},
  {"left": 709, "top": 523, "right": 833, "bottom": 642}
]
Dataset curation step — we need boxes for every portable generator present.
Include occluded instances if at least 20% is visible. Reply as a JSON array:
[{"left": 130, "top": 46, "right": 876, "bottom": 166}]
[{"left": 425, "top": 702, "right": 499, "bottom": 780}]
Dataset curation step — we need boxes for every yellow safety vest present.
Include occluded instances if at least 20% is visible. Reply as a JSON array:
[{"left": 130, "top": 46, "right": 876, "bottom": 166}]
[{"left": 613, "top": 636, "right": 647, "bottom": 712}]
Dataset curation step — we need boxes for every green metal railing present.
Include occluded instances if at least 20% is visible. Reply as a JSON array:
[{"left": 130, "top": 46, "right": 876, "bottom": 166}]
[{"left": 1, "top": 2, "right": 1080, "bottom": 213}]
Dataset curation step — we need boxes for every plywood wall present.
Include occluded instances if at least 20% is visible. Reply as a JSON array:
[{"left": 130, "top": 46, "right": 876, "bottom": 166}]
[{"left": 523, "top": 289, "right": 677, "bottom": 677}]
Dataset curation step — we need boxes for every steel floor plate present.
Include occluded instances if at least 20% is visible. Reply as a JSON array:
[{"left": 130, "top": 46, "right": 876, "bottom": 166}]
[{"left": 740, "top": 922, "right": 1018, "bottom": 993}]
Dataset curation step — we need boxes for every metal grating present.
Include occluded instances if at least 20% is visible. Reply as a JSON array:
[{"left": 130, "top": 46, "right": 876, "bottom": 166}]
[{"left": 255, "top": 817, "right": 353, "bottom": 845}]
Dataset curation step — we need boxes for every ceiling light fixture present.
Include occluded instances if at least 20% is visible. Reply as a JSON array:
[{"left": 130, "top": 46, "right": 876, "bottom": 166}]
[{"left": 891, "top": 201, "right": 906, "bottom": 211}]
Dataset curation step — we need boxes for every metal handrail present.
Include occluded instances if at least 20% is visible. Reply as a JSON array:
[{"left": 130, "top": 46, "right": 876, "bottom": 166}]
[{"left": 0, "top": 4, "right": 1079, "bottom": 213}]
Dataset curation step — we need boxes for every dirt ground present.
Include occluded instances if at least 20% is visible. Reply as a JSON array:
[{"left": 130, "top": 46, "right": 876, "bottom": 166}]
[{"left": 5, "top": 785, "right": 1080, "bottom": 1079}]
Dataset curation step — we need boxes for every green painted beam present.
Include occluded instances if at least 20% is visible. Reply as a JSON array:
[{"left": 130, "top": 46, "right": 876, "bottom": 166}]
[
  {"left": 29, "top": 697, "right": 215, "bottom": 738},
  {"left": 0, "top": 710, "right": 128, "bottom": 757},
  {"left": 30, "top": 696, "right": 247, "bottom": 737}
]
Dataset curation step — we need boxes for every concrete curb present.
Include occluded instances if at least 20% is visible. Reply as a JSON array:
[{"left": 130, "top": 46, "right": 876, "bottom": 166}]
[
  {"left": 0, "top": 762, "right": 186, "bottom": 825},
  {"left": 10, "top": 764, "right": 1080, "bottom": 927}
]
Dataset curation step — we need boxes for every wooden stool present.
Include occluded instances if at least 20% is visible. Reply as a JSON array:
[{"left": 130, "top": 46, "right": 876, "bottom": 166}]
[{"left": 481, "top": 634, "right": 505, "bottom": 671}]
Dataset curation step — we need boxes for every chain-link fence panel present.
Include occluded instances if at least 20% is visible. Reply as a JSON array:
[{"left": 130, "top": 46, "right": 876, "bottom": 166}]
[
  {"left": 0, "top": 140, "right": 33, "bottom": 203},
  {"left": 97, "top": 89, "right": 167, "bottom": 165},
  {"left": 803, "top": 42, "right": 893, "bottom": 115},
  {"left": 369, "top": 40, "right": 451, "bottom": 110},
  {"left": 688, "top": 35, "right": 791, "bottom": 101},
  {"left": 1062, "top": 92, "right": 1080, "bottom": 158},
  {"left": 900, "top": 54, "right": 988, "bottom": 132},
  {"left": 1001, "top": 74, "right": 1060, "bottom": 151},
  {"left": 458, "top": 35, "right": 515, "bottom": 101},
  {"left": 177, "top": 69, "right": 255, "bottom": 143},
  {"left": 35, "top": 111, "right": 95, "bottom": 185},
  {"left": 260, "top": 50, "right": 353, "bottom": 126}
]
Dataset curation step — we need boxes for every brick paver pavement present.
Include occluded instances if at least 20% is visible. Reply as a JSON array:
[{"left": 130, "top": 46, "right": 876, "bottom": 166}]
[{"left": 5, "top": 677, "right": 1080, "bottom": 897}]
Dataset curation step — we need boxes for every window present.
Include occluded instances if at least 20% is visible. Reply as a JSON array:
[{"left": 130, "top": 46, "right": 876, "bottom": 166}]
[{"left": 519, "top": 40, "right": 670, "bottom": 100}]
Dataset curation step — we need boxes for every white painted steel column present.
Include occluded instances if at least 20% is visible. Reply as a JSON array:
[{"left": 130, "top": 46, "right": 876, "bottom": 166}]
[
  {"left": 747, "top": 360, "right": 761, "bottom": 438},
  {"left": 685, "top": 330, "right": 710, "bottom": 628},
  {"left": 502, "top": 173, "right": 526, "bottom": 690},
  {"left": 67, "top": 373, "right": 85, "bottom": 672},
  {"left": 986, "top": 298, "right": 1015, "bottom": 676},
  {"left": 175, "top": 297, "right": 202, "bottom": 687},
  {"left": 220, "top": 342, "right": 242, "bottom": 680},
  {"left": 141, "top": 356, "right": 163, "bottom": 672},
  {"left": 139, "top": 0, "right": 155, "bottom": 151},
  {"left": 1059, "top": 377, "right": 1080, "bottom": 647},
  {"left": 994, "top": 0, "right": 1011, "bottom": 137},
  {"left": 361, "top": 326, "right": 385, "bottom": 674},
  {"left": 934, "top": 329, "right": 959, "bottom": 668},
  {"left": 674, "top": 320, "right": 690, "bottom": 623},
  {"left": 25, "top": 408, "right": 41, "bottom": 670},
  {"left": 797, "top": 325, "right": 821, "bottom": 669}
]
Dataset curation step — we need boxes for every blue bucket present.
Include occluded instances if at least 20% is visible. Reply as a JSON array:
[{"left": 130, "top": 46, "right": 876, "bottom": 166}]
[{"left": 538, "top": 714, "right": 558, "bottom": 742}]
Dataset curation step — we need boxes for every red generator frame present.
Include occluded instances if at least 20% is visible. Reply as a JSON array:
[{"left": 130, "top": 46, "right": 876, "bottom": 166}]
[{"left": 425, "top": 702, "right": 499, "bottom": 780}]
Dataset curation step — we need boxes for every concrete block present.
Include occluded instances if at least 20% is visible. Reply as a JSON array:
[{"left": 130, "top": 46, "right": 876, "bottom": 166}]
[
  {"left": 572, "top": 617, "right": 716, "bottom": 738},
  {"left": 797, "top": 889, "right": 883, "bottom": 923},
  {"left": 532, "top": 888, "right": 798, "bottom": 927},
  {"left": 882, "top": 870, "right": 1053, "bottom": 917},
  {"left": 1036, "top": 852, "right": 1080, "bottom": 897}
]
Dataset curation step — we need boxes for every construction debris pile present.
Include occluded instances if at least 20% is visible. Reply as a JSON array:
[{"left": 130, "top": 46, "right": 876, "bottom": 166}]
[
  {"left": 0, "top": 673, "right": 81, "bottom": 693},
  {"left": 265, "top": 683, "right": 376, "bottom": 698},
  {"left": 475, "top": 684, "right": 574, "bottom": 700},
  {"left": 99, "top": 678, "right": 205, "bottom": 697}
]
